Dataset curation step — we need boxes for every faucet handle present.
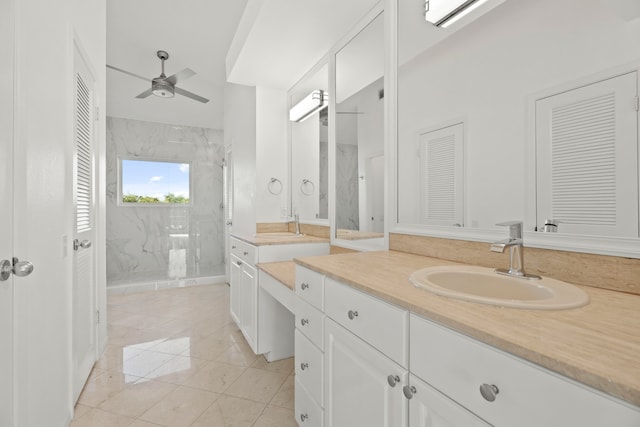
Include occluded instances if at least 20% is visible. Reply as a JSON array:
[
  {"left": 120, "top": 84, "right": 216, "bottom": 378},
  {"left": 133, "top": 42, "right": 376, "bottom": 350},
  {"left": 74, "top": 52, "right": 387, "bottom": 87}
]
[{"left": 496, "top": 221, "right": 522, "bottom": 239}]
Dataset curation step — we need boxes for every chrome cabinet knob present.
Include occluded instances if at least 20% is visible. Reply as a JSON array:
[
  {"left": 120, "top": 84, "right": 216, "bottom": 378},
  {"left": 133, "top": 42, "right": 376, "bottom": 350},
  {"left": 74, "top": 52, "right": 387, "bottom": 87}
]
[
  {"left": 348, "top": 310, "right": 359, "bottom": 320},
  {"left": 300, "top": 413, "right": 308, "bottom": 422},
  {"left": 243, "top": 251, "right": 248, "bottom": 256},
  {"left": 387, "top": 375, "right": 400, "bottom": 387},
  {"left": 300, "top": 318, "right": 309, "bottom": 326},
  {"left": 231, "top": 245, "right": 236, "bottom": 249},
  {"left": 403, "top": 385, "right": 416, "bottom": 399},
  {"left": 300, "top": 362, "right": 309, "bottom": 371},
  {"left": 479, "top": 383, "right": 499, "bottom": 402},
  {"left": 301, "top": 282, "right": 309, "bottom": 290}
]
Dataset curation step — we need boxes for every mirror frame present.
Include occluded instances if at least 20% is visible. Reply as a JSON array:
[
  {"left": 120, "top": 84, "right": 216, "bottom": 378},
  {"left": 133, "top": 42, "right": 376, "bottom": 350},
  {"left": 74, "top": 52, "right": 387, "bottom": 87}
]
[{"left": 330, "top": 4, "right": 388, "bottom": 251}]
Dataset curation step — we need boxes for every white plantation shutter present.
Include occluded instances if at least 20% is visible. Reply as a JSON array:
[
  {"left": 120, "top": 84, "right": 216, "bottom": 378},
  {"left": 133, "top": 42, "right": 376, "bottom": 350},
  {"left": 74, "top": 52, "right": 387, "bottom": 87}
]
[
  {"left": 419, "top": 123, "right": 464, "bottom": 226},
  {"left": 536, "top": 72, "right": 638, "bottom": 237},
  {"left": 76, "top": 72, "right": 93, "bottom": 233}
]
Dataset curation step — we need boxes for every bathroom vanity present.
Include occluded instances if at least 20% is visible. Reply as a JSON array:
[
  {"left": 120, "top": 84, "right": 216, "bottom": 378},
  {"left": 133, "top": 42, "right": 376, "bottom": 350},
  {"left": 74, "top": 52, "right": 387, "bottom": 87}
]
[
  {"left": 229, "top": 233, "right": 328, "bottom": 361},
  {"left": 293, "top": 250, "right": 640, "bottom": 427}
]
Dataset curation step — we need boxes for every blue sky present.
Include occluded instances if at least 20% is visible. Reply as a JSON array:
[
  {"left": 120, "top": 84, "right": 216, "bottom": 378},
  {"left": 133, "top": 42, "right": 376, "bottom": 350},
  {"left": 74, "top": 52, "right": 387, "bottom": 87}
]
[{"left": 122, "top": 159, "right": 190, "bottom": 200}]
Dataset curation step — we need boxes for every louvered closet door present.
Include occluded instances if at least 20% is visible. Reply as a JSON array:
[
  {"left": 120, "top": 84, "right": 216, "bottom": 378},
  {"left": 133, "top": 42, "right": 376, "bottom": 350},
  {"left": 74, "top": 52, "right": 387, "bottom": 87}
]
[
  {"left": 536, "top": 72, "right": 638, "bottom": 237},
  {"left": 418, "top": 123, "right": 464, "bottom": 226},
  {"left": 72, "top": 44, "right": 97, "bottom": 402}
]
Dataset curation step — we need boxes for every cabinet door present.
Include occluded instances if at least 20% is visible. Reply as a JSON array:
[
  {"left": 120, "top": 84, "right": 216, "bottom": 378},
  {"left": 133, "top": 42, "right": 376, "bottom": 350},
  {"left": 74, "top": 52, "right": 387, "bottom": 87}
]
[
  {"left": 408, "top": 375, "right": 490, "bottom": 427},
  {"left": 229, "top": 253, "right": 242, "bottom": 327},
  {"left": 241, "top": 262, "right": 258, "bottom": 353},
  {"left": 324, "top": 318, "right": 407, "bottom": 427}
]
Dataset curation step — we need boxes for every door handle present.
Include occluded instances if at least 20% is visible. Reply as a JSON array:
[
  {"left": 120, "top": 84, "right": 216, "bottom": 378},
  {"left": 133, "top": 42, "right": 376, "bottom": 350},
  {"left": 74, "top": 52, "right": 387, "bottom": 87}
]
[
  {"left": 0, "top": 258, "right": 34, "bottom": 281},
  {"left": 73, "top": 239, "right": 92, "bottom": 251}
]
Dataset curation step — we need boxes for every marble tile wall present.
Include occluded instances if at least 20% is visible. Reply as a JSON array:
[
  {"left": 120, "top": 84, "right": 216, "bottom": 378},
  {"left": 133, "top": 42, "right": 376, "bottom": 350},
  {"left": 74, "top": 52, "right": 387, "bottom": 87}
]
[
  {"left": 335, "top": 143, "right": 359, "bottom": 230},
  {"left": 106, "top": 117, "right": 225, "bottom": 286}
]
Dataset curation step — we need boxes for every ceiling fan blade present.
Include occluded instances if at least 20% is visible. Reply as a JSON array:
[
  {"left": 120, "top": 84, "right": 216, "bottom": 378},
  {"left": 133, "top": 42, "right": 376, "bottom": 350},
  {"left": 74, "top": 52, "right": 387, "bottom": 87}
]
[
  {"left": 135, "top": 88, "right": 154, "bottom": 99},
  {"left": 107, "top": 64, "right": 149, "bottom": 83},
  {"left": 175, "top": 87, "right": 209, "bottom": 103},
  {"left": 165, "top": 68, "right": 196, "bottom": 85}
]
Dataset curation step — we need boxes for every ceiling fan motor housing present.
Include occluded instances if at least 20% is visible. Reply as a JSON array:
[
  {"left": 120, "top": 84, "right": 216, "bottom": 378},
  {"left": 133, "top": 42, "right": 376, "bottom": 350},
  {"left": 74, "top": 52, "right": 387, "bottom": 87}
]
[{"left": 152, "top": 77, "right": 175, "bottom": 98}]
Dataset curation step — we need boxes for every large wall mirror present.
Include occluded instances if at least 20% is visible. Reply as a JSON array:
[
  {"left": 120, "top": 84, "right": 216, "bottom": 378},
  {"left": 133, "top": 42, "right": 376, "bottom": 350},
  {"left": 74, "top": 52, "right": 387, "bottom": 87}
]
[
  {"left": 290, "top": 63, "right": 329, "bottom": 223},
  {"left": 334, "top": 11, "right": 385, "bottom": 244},
  {"left": 395, "top": 0, "right": 640, "bottom": 257}
]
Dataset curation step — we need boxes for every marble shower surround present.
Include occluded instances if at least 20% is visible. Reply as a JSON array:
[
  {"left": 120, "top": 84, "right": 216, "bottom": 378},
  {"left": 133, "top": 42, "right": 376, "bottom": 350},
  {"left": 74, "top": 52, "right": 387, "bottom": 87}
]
[{"left": 106, "top": 117, "right": 225, "bottom": 286}]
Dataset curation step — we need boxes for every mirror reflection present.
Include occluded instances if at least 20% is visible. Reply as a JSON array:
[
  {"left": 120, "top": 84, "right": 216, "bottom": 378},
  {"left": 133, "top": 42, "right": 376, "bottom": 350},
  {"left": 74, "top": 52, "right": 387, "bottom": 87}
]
[
  {"left": 290, "top": 64, "right": 329, "bottom": 222},
  {"left": 335, "top": 12, "right": 385, "bottom": 241}
]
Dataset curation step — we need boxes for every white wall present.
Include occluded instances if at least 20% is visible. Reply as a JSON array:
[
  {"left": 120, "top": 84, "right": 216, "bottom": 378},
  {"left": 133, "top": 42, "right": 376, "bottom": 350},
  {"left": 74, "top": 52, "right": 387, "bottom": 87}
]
[
  {"left": 225, "top": 83, "right": 257, "bottom": 236},
  {"left": 397, "top": 0, "right": 640, "bottom": 228},
  {"left": 12, "top": 0, "right": 106, "bottom": 424},
  {"left": 256, "top": 86, "right": 289, "bottom": 222}
]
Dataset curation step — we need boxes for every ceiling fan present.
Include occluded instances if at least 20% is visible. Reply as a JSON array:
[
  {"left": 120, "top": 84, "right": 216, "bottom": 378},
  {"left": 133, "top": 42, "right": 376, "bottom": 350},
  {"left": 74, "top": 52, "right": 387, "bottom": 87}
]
[{"left": 107, "top": 50, "right": 209, "bottom": 103}]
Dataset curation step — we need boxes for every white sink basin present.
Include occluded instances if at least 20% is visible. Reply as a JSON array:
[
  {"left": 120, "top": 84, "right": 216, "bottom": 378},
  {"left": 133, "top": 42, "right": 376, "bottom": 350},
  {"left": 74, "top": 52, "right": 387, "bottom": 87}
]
[{"left": 409, "top": 265, "right": 589, "bottom": 310}]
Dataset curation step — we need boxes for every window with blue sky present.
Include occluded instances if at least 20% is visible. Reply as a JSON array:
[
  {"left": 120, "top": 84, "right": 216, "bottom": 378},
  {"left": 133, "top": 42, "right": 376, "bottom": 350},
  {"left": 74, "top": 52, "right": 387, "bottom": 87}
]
[{"left": 121, "top": 159, "right": 190, "bottom": 204}]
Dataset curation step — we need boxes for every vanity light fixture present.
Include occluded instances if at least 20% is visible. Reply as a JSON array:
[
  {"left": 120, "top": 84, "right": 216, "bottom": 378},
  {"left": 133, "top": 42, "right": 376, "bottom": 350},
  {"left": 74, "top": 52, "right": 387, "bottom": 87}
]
[
  {"left": 289, "top": 89, "right": 328, "bottom": 122},
  {"left": 425, "top": 0, "right": 489, "bottom": 28}
]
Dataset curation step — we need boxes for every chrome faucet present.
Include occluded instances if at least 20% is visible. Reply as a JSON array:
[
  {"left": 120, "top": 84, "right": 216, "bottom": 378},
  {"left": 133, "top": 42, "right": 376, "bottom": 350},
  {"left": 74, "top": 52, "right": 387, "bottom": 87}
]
[
  {"left": 292, "top": 213, "right": 301, "bottom": 235},
  {"left": 490, "top": 221, "right": 540, "bottom": 280}
]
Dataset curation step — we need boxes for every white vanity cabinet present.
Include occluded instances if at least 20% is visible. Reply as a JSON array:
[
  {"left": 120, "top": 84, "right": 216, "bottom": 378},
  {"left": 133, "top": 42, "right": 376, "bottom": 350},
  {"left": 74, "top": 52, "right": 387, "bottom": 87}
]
[
  {"left": 229, "top": 236, "right": 328, "bottom": 359},
  {"left": 410, "top": 314, "right": 640, "bottom": 427},
  {"left": 323, "top": 278, "right": 409, "bottom": 427},
  {"left": 295, "top": 265, "right": 326, "bottom": 427}
]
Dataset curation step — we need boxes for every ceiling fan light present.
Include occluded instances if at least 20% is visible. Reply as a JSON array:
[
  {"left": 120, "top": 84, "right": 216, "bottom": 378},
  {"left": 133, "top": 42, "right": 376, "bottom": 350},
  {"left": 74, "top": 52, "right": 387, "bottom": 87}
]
[{"left": 152, "top": 79, "right": 175, "bottom": 98}]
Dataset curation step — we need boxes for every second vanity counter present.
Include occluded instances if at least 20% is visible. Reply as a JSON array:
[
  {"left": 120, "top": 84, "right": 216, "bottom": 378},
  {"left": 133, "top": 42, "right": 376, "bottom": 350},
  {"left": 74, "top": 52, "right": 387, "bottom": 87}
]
[{"left": 294, "top": 249, "right": 640, "bottom": 407}]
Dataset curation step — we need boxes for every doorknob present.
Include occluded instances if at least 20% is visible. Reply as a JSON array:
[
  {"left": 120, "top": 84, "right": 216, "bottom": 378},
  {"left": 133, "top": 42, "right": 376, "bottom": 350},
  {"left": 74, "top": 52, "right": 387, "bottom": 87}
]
[
  {"left": 0, "top": 258, "right": 34, "bottom": 281},
  {"left": 73, "top": 239, "right": 92, "bottom": 251}
]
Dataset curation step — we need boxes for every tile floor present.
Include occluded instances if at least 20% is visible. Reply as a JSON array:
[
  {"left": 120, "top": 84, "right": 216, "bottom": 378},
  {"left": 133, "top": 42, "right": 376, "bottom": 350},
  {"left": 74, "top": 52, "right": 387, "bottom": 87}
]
[{"left": 71, "top": 284, "right": 296, "bottom": 427}]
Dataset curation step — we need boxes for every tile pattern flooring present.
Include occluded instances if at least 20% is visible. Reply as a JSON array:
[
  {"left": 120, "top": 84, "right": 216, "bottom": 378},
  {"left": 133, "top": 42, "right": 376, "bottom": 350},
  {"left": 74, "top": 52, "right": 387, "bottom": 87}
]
[{"left": 71, "top": 284, "right": 296, "bottom": 427}]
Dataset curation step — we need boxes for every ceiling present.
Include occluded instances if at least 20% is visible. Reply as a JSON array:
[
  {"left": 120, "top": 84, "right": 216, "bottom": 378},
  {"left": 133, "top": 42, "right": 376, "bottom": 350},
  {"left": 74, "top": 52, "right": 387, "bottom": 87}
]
[
  {"left": 107, "top": 0, "right": 380, "bottom": 131},
  {"left": 106, "top": 0, "right": 248, "bottom": 130}
]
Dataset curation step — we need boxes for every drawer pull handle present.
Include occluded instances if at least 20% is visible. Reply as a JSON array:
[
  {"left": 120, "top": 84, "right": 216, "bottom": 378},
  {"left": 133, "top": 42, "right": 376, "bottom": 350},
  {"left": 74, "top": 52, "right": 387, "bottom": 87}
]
[
  {"left": 348, "top": 310, "right": 359, "bottom": 320},
  {"left": 243, "top": 251, "right": 249, "bottom": 256},
  {"left": 387, "top": 375, "right": 400, "bottom": 387},
  {"left": 232, "top": 245, "right": 236, "bottom": 249},
  {"left": 235, "top": 261, "right": 243, "bottom": 266},
  {"left": 300, "top": 413, "right": 308, "bottom": 422},
  {"left": 403, "top": 385, "right": 416, "bottom": 399},
  {"left": 301, "top": 282, "right": 309, "bottom": 290},
  {"left": 479, "top": 383, "right": 499, "bottom": 402},
  {"left": 300, "top": 318, "right": 309, "bottom": 326},
  {"left": 300, "top": 362, "right": 309, "bottom": 371}
]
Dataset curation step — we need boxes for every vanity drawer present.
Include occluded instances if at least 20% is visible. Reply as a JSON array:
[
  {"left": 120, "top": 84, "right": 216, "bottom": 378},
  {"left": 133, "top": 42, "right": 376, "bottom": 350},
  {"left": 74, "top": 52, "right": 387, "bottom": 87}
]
[
  {"left": 295, "top": 265, "right": 324, "bottom": 310},
  {"left": 295, "top": 297, "right": 324, "bottom": 350},
  {"left": 295, "top": 377, "right": 323, "bottom": 427},
  {"left": 230, "top": 238, "right": 257, "bottom": 265},
  {"left": 410, "top": 314, "right": 640, "bottom": 427},
  {"left": 324, "top": 278, "right": 408, "bottom": 368},
  {"left": 295, "top": 329, "right": 324, "bottom": 408}
]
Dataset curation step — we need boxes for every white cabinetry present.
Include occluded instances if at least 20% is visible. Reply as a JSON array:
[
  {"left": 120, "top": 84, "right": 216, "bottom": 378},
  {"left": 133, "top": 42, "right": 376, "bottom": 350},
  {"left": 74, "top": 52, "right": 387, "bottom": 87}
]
[
  {"left": 229, "top": 237, "right": 328, "bottom": 360},
  {"left": 410, "top": 314, "right": 640, "bottom": 427},
  {"left": 293, "top": 265, "right": 640, "bottom": 427},
  {"left": 324, "top": 318, "right": 407, "bottom": 427},
  {"left": 406, "top": 374, "right": 490, "bottom": 427}
]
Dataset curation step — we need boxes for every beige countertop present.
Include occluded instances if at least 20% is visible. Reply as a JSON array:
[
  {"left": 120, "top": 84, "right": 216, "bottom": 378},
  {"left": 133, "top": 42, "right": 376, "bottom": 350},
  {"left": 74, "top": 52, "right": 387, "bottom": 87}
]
[
  {"left": 257, "top": 261, "right": 295, "bottom": 290},
  {"left": 294, "top": 250, "right": 640, "bottom": 407},
  {"left": 234, "top": 232, "right": 329, "bottom": 246}
]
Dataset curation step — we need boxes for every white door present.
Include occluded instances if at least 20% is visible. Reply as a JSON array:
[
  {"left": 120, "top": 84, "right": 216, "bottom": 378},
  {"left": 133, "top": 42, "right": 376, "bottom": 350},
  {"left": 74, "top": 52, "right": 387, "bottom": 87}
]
[
  {"left": 223, "top": 148, "right": 233, "bottom": 282},
  {"left": 324, "top": 318, "right": 408, "bottom": 427},
  {"left": 408, "top": 375, "right": 490, "bottom": 427},
  {"left": 0, "top": 1, "right": 15, "bottom": 424},
  {"left": 72, "top": 43, "right": 97, "bottom": 402}
]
